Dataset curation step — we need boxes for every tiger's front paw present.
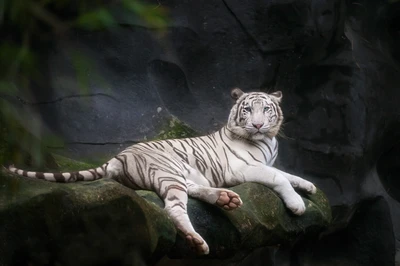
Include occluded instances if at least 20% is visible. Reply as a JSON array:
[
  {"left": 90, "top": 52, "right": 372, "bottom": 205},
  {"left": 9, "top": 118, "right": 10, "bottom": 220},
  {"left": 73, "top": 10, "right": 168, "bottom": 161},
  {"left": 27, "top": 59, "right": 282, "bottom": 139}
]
[
  {"left": 289, "top": 177, "right": 317, "bottom": 195},
  {"left": 307, "top": 183, "right": 317, "bottom": 194},
  {"left": 285, "top": 193, "right": 306, "bottom": 216},
  {"left": 186, "top": 233, "right": 209, "bottom": 255},
  {"left": 298, "top": 180, "right": 317, "bottom": 194}
]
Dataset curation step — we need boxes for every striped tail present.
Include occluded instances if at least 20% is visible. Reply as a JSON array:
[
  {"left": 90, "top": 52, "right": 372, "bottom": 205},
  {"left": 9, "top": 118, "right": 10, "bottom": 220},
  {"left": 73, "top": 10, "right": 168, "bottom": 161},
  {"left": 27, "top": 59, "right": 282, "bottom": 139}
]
[{"left": 8, "top": 163, "right": 110, "bottom": 183}]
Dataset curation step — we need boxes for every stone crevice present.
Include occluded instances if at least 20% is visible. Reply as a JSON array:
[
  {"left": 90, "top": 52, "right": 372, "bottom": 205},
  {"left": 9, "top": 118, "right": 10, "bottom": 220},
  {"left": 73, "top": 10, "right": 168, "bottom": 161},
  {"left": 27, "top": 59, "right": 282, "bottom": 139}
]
[
  {"left": 47, "top": 140, "right": 140, "bottom": 148},
  {"left": 15, "top": 92, "right": 119, "bottom": 106}
]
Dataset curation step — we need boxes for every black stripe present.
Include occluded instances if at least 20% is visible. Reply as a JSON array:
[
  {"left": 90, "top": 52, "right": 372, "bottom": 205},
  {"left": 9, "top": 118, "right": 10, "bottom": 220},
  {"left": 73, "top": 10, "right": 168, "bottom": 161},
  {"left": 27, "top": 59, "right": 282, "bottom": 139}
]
[
  {"left": 148, "top": 166, "right": 156, "bottom": 190},
  {"left": 223, "top": 146, "right": 234, "bottom": 174},
  {"left": 54, "top": 173, "right": 66, "bottom": 182},
  {"left": 88, "top": 170, "right": 97, "bottom": 179},
  {"left": 115, "top": 155, "right": 140, "bottom": 188},
  {"left": 135, "top": 154, "right": 147, "bottom": 184},
  {"left": 77, "top": 173, "right": 85, "bottom": 181},
  {"left": 206, "top": 135, "right": 217, "bottom": 147},
  {"left": 146, "top": 152, "right": 182, "bottom": 174},
  {"left": 156, "top": 141, "right": 165, "bottom": 149},
  {"left": 167, "top": 195, "right": 180, "bottom": 201},
  {"left": 94, "top": 168, "right": 103, "bottom": 177},
  {"left": 261, "top": 139, "right": 273, "bottom": 155},
  {"left": 178, "top": 141, "right": 187, "bottom": 152},
  {"left": 271, "top": 152, "right": 278, "bottom": 163},
  {"left": 165, "top": 140, "right": 174, "bottom": 147},
  {"left": 235, "top": 97, "right": 247, "bottom": 121},
  {"left": 36, "top": 172, "right": 45, "bottom": 179},
  {"left": 251, "top": 141, "right": 269, "bottom": 163},
  {"left": 67, "top": 173, "right": 76, "bottom": 182},
  {"left": 173, "top": 148, "right": 190, "bottom": 164},
  {"left": 152, "top": 142, "right": 161, "bottom": 149},
  {"left": 219, "top": 128, "right": 251, "bottom": 165},
  {"left": 141, "top": 142, "right": 153, "bottom": 148},
  {"left": 161, "top": 184, "right": 186, "bottom": 199},
  {"left": 171, "top": 202, "right": 186, "bottom": 210},
  {"left": 201, "top": 147, "right": 219, "bottom": 186},
  {"left": 247, "top": 151, "right": 263, "bottom": 163},
  {"left": 207, "top": 138, "right": 221, "bottom": 161},
  {"left": 121, "top": 154, "right": 141, "bottom": 185},
  {"left": 158, "top": 176, "right": 186, "bottom": 188},
  {"left": 104, "top": 163, "right": 109, "bottom": 175},
  {"left": 198, "top": 137, "right": 213, "bottom": 150}
]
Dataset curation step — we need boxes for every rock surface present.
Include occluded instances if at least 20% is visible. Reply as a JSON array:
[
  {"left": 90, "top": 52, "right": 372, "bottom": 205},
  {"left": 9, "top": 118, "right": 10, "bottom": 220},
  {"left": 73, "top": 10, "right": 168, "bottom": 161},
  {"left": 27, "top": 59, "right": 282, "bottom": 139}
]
[{"left": 0, "top": 170, "right": 331, "bottom": 266}]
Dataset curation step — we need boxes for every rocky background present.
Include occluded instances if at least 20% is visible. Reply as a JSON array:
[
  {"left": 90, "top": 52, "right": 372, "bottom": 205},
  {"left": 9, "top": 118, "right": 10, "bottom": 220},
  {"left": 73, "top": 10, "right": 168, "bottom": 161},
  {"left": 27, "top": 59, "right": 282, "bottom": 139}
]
[{"left": 1, "top": 0, "right": 400, "bottom": 265}]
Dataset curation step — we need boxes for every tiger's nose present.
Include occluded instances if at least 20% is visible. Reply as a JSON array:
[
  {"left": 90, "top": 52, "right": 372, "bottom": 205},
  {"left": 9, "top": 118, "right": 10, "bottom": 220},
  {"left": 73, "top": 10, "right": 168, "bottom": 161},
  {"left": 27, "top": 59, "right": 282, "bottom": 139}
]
[{"left": 252, "top": 123, "right": 264, "bottom": 129}]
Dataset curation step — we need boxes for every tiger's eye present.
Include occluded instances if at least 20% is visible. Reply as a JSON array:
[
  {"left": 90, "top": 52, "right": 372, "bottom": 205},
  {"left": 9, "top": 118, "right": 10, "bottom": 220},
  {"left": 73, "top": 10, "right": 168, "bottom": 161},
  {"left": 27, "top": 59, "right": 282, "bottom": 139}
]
[
  {"left": 244, "top": 107, "right": 252, "bottom": 112},
  {"left": 264, "top": 106, "right": 270, "bottom": 112}
]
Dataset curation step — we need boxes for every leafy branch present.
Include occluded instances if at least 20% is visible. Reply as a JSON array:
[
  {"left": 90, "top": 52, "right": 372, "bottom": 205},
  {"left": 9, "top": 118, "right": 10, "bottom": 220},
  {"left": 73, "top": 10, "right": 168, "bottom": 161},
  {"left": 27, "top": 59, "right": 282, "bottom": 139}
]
[{"left": 0, "top": 0, "right": 168, "bottom": 167}]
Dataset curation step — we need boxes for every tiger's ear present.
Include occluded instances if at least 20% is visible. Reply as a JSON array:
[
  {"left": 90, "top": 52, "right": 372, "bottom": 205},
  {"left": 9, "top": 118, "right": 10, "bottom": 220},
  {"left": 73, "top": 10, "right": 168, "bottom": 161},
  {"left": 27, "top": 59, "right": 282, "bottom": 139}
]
[
  {"left": 231, "top": 88, "right": 244, "bottom": 100},
  {"left": 270, "top": 91, "right": 282, "bottom": 103}
]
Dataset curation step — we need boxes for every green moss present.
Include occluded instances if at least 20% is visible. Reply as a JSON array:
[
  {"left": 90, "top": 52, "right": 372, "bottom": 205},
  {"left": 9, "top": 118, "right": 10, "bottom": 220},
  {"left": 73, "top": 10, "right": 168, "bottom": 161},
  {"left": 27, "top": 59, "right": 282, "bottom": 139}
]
[
  {"left": 51, "top": 153, "right": 98, "bottom": 171},
  {"left": 155, "top": 117, "right": 198, "bottom": 140}
]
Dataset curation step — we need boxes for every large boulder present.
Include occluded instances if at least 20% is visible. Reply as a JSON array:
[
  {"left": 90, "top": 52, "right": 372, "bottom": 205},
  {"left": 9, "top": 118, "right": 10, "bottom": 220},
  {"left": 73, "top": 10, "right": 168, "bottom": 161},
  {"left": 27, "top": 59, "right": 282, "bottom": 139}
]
[
  {"left": 0, "top": 169, "right": 331, "bottom": 266},
  {"left": 0, "top": 171, "right": 176, "bottom": 266}
]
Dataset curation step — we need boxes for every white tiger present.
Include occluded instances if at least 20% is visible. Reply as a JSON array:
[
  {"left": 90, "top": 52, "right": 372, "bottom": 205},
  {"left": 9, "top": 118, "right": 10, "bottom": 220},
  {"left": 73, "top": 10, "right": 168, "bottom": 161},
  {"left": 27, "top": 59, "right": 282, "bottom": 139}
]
[{"left": 8, "top": 88, "right": 316, "bottom": 255}]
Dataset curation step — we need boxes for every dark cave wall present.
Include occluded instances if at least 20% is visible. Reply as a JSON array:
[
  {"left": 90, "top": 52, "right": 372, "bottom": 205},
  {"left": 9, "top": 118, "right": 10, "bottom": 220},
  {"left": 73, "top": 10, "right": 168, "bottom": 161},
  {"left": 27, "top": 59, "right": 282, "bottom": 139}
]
[{"left": 6, "top": 0, "right": 400, "bottom": 265}]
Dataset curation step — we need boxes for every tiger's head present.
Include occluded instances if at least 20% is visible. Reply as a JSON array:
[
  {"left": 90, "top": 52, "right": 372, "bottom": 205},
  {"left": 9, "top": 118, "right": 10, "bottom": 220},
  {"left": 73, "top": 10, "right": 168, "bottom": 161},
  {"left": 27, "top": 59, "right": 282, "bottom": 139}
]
[{"left": 227, "top": 88, "right": 283, "bottom": 140}]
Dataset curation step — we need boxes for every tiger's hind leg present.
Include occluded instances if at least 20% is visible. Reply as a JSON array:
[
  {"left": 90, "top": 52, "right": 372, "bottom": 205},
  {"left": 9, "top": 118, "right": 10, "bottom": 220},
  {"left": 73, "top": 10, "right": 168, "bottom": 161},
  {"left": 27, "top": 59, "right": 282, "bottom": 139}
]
[
  {"left": 186, "top": 180, "right": 243, "bottom": 210},
  {"left": 124, "top": 150, "right": 209, "bottom": 255},
  {"left": 163, "top": 187, "right": 209, "bottom": 255}
]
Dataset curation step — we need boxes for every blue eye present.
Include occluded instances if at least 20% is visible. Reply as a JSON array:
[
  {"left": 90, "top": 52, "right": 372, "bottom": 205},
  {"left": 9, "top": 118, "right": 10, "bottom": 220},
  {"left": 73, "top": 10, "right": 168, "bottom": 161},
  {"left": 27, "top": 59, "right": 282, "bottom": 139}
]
[
  {"left": 264, "top": 106, "right": 270, "bottom": 112},
  {"left": 244, "top": 107, "right": 252, "bottom": 112}
]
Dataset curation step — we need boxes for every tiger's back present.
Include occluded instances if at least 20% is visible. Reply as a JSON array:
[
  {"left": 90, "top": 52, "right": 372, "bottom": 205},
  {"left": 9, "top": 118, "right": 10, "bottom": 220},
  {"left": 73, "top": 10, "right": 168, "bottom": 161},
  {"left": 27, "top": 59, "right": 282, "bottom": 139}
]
[{"left": 126, "top": 126, "right": 278, "bottom": 187}]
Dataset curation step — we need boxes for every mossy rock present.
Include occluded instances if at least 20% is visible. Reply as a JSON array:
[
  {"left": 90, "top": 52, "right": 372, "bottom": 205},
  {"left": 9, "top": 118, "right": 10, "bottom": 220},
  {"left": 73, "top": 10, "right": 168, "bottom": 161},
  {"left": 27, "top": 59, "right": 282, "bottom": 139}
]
[
  {"left": 156, "top": 117, "right": 198, "bottom": 140},
  {"left": 0, "top": 164, "right": 331, "bottom": 266},
  {"left": 0, "top": 172, "right": 176, "bottom": 266},
  {"left": 159, "top": 183, "right": 331, "bottom": 258},
  {"left": 51, "top": 153, "right": 99, "bottom": 171},
  {"left": 227, "top": 183, "right": 331, "bottom": 249}
]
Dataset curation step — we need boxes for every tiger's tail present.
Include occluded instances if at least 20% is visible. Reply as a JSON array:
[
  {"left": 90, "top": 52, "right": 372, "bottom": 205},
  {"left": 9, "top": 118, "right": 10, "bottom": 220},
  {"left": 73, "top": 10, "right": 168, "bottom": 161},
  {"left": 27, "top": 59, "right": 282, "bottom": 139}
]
[{"left": 7, "top": 162, "right": 112, "bottom": 183}]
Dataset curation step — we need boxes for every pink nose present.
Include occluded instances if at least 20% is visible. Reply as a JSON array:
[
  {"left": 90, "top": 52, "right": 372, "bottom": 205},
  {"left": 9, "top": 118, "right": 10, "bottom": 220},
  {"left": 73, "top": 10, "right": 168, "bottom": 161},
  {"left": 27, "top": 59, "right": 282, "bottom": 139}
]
[{"left": 252, "top": 123, "right": 264, "bottom": 129}]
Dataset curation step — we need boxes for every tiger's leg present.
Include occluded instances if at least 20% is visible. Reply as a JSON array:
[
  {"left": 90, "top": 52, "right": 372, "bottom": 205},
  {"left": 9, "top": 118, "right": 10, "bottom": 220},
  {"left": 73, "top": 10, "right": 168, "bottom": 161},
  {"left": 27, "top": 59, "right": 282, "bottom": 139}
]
[
  {"left": 230, "top": 164, "right": 306, "bottom": 215},
  {"left": 186, "top": 180, "right": 243, "bottom": 210},
  {"left": 163, "top": 187, "right": 209, "bottom": 255},
  {"left": 273, "top": 168, "right": 317, "bottom": 194},
  {"left": 121, "top": 150, "right": 209, "bottom": 255}
]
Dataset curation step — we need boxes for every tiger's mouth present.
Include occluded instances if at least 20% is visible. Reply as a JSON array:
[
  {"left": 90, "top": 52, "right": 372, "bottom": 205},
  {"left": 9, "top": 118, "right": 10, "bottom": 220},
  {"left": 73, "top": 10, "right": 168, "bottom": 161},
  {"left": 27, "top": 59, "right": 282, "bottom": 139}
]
[
  {"left": 249, "top": 131, "right": 266, "bottom": 140},
  {"left": 246, "top": 126, "right": 269, "bottom": 135}
]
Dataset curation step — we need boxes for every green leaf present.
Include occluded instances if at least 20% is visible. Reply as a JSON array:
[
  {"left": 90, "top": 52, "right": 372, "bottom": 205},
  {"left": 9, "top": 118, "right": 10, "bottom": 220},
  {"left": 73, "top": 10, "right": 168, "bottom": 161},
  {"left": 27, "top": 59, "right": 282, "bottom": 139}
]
[
  {"left": 122, "top": 0, "right": 168, "bottom": 28},
  {"left": 75, "top": 8, "right": 116, "bottom": 30}
]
